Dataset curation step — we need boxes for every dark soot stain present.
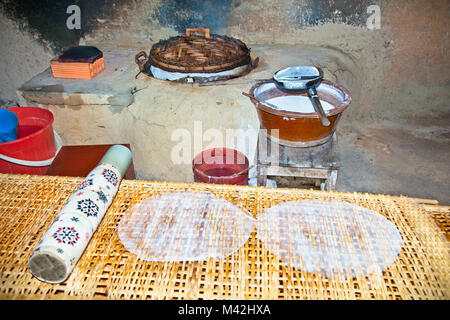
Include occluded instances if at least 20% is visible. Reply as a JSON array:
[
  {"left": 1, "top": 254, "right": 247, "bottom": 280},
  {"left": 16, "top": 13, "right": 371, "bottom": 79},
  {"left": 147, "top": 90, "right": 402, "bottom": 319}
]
[
  {"left": 1, "top": 0, "right": 131, "bottom": 52},
  {"left": 155, "top": 0, "right": 233, "bottom": 34},
  {"left": 296, "top": 0, "right": 380, "bottom": 27}
]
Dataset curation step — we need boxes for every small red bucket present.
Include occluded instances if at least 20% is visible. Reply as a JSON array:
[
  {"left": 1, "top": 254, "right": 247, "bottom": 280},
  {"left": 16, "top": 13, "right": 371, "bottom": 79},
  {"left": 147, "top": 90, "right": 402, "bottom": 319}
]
[
  {"left": 0, "top": 107, "right": 57, "bottom": 175},
  {"left": 193, "top": 148, "right": 249, "bottom": 186}
]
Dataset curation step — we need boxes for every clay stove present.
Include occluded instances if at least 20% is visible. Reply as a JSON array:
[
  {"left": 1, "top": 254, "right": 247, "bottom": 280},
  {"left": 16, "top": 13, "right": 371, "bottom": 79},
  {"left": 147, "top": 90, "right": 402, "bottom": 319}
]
[{"left": 135, "top": 28, "right": 258, "bottom": 83}]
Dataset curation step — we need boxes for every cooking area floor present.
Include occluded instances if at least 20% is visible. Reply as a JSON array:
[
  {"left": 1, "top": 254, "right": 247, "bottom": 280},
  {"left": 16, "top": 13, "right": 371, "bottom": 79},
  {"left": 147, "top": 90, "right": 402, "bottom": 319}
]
[
  {"left": 263, "top": 114, "right": 450, "bottom": 205},
  {"left": 323, "top": 115, "right": 449, "bottom": 205}
]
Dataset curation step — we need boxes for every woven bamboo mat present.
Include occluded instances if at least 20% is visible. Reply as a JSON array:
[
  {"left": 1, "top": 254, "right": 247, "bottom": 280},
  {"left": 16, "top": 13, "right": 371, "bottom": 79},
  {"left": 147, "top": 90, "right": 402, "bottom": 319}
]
[
  {"left": 0, "top": 174, "right": 448, "bottom": 300},
  {"left": 422, "top": 205, "right": 450, "bottom": 241}
]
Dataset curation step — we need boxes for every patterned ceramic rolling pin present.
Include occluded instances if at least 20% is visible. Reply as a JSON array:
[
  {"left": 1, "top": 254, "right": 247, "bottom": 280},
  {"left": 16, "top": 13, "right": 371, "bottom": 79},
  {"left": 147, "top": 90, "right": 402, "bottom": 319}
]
[{"left": 28, "top": 145, "right": 132, "bottom": 284}]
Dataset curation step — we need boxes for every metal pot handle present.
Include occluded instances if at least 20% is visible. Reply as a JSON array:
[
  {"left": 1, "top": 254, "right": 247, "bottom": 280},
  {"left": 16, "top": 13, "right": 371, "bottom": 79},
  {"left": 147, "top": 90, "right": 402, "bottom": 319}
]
[{"left": 135, "top": 51, "right": 148, "bottom": 71}]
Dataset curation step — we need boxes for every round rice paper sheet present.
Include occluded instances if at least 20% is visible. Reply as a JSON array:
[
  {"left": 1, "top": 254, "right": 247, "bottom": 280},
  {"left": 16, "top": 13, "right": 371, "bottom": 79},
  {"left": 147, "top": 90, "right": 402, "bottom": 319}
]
[
  {"left": 256, "top": 200, "right": 402, "bottom": 278},
  {"left": 118, "top": 192, "right": 256, "bottom": 262}
]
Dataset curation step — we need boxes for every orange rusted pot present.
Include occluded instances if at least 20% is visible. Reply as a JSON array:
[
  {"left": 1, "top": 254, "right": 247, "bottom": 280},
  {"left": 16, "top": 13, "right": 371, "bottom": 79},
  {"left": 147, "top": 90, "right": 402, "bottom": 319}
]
[{"left": 247, "top": 80, "right": 351, "bottom": 147}]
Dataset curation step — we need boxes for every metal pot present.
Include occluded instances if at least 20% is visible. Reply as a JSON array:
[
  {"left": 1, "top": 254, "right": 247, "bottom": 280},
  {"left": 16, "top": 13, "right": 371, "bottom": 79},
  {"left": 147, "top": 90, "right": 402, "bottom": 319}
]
[{"left": 246, "top": 80, "right": 351, "bottom": 147}]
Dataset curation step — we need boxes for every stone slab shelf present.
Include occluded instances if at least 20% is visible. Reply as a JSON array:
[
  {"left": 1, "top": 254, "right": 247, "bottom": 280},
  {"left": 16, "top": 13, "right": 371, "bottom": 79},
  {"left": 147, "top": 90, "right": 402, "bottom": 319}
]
[{"left": 19, "top": 51, "right": 138, "bottom": 108}]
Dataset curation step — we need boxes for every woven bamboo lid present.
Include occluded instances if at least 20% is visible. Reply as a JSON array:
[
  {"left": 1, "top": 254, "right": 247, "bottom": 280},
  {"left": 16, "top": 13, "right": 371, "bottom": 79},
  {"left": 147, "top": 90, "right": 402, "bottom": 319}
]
[{"left": 148, "top": 28, "right": 252, "bottom": 73}]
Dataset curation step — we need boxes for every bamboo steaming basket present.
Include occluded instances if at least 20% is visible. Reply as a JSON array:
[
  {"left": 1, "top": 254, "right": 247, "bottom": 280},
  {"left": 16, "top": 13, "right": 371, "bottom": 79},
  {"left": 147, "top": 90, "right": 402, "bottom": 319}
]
[{"left": 135, "top": 28, "right": 257, "bottom": 82}]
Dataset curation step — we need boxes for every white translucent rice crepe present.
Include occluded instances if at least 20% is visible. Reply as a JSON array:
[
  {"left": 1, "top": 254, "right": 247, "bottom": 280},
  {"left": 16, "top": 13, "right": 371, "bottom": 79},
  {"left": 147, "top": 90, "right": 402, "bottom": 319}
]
[
  {"left": 256, "top": 200, "right": 402, "bottom": 278},
  {"left": 118, "top": 192, "right": 256, "bottom": 262}
]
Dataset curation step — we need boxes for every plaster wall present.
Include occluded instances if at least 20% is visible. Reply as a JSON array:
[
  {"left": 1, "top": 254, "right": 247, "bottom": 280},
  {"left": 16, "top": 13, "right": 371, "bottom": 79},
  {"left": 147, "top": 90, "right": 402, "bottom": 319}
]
[{"left": 0, "top": 11, "right": 53, "bottom": 106}]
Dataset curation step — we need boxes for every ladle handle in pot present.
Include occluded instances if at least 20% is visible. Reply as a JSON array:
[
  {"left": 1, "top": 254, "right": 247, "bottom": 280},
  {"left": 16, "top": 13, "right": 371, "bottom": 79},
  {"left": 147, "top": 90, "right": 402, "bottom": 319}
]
[{"left": 307, "top": 88, "right": 330, "bottom": 127}]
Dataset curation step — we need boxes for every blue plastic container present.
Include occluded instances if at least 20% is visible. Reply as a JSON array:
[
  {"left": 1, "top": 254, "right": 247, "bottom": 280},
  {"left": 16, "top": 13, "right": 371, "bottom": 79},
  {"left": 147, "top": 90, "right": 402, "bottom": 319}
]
[{"left": 0, "top": 109, "right": 19, "bottom": 143}]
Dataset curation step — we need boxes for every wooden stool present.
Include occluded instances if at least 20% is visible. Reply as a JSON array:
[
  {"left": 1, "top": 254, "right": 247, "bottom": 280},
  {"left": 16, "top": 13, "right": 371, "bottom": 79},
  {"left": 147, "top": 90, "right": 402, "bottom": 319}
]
[
  {"left": 256, "top": 130, "right": 338, "bottom": 190},
  {"left": 46, "top": 144, "right": 136, "bottom": 179}
]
